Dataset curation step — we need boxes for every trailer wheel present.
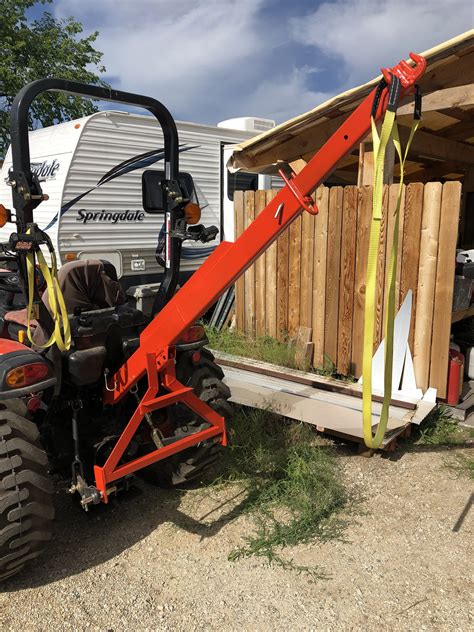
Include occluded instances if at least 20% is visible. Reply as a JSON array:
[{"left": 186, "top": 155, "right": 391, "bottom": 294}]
[
  {"left": 142, "top": 348, "right": 232, "bottom": 487},
  {"left": 0, "top": 399, "right": 54, "bottom": 582}
]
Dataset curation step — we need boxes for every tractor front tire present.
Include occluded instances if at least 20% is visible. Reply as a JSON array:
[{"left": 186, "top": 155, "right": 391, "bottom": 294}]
[
  {"left": 0, "top": 398, "right": 54, "bottom": 581},
  {"left": 143, "top": 348, "right": 232, "bottom": 487}
]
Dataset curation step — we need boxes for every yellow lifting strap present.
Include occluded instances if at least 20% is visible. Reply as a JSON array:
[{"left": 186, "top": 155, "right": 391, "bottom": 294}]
[
  {"left": 362, "top": 101, "right": 419, "bottom": 449},
  {"left": 25, "top": 236, "right": 71, "bottom": 352}
]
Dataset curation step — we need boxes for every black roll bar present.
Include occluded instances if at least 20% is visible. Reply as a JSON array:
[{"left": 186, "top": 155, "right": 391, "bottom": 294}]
[
  {"left": 8, "top": 78, "right": 183, "bottom": 314},
  {"left": 9, "top": 78, "right": 179, "bottom": 225}
]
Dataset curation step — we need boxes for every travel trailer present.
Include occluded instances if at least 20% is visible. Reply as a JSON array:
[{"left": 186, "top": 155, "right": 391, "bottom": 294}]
[{"left": 0, "top": 111, "right": 278, "bottom": 286}]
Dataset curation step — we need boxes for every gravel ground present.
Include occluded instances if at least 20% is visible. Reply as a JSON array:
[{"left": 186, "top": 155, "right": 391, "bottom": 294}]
[{"left": 0, "top": 445, "right": 472, "bottom": 631}]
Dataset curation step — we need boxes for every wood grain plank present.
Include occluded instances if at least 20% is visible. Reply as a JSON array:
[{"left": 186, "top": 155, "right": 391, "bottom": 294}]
[
  {"left": 276, "top": 225, "right": 290, "bottom": 341},
  {"left": 299, "top": 210, "right": 315, "bottom": 328},
  {"left": 288, "top": 215, "right": 302, "bottom": 337},
  {"left": 312, "top": 186, "right": 329, "bottom": 367},
  {"left": 383, "top": 183, "right": 405, "bottom": 324},
  {"left": 254, "top": 190, "right": 267, "bottom": 337},
  {"left": 234, "top": 191, "right": 245, "bottom": 332},
  {"left": 337, "top": 186, "right": 358, "bottom": 375},
  {"left": 351, "top": 186, "right": 372, "bottom": 377},
  {"left": 243, "top": 191, "right": 255, "bottom": 336},
  {"left": 374, "top": 185, "right": 389, "bottom": 349},
  {"left": 399, "top": 183, "right": 424, "bottom": 351},
  {"left": 324, "top": 187, "right": 344, "bottom": 367},
  {"left": 295, "top": 326, "right": 313, "bottom": 370},
  {"left": 395, "top": 184, "right": 406, "bottom": 309},
  {"left": 265, "top": 190, "right": 278, "bottom": 338},
  {"left": 430, "top": 181, "right": 462, "bottom": 399},
  {"left": 413, "top": 182, "right": 442, "bottom": 392}
]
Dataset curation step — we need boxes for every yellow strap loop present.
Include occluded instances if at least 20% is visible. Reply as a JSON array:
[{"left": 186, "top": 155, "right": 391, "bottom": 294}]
[
  {"left": 25, "top": 235, "right": 71, "bottom": 352},
  {"left": 362, "top": 109, "right": 419, "bottom": 449}
]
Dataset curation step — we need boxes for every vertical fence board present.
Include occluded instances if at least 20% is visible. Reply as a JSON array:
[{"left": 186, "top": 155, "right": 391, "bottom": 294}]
[
  {"left": 234, "top": 191, "right": 245, "bottom": 332},
  {"left": 265, "top": 190, "right": 278, "bottom": 338},
  {"left": 413, "top": 182, "right": 443, "bottom": 392},
  {"left": 254, "top": 190, "right": 267, "bottom": 337},
  {"left": 324, "top": 187, "right": 344, "bottom": 367},
  {"left": 374, "top": 186, "right": 389, "bottom": 348},
  {"left": 243, "top": 191, "right": 255, "bottom": 335},
  {"left": 430, "top": 181, "right": 462, "bottom": 399},
  {"left": 400, "top": 183, "right": 424, "bottom": 351},
  {"left": 288, "top": 216, "right": 302, "bottom": 337},
  {"left": 312, "top": 186, "right": 329, "bottom": 366},
  {"left": 337, "top": 186, "right": 358, "bottom": 375},
  {"left": 351, "top": 186, "right": 372, "bottom": 376},
  {"left": 395, "top": 185, "right": 406, "bottom": 310},
  {"left": 383, "top": 184, "right": 402, "bottom": 330},
  {"left": 299, "top": 210, "right": 315, "bottom": 328},
  {"left": 276, "top": 204, "right": 290, "bottom": 341}
]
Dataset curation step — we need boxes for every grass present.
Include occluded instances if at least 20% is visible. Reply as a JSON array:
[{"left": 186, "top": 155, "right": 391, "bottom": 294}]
[
  {"left": 210, "top": 407, "right": 348, "bottom": 578},
  {"left": 206, "top": 325, "right": 350, "bottom": 379},
  {"left": 410, "top": 405, "right": 474, "bottom": 480},
  {"left": 445, "top": 453, "right": 474, "bottom": 480},
  {"left": 206, "top": 326, "right": 298, "bottom": 368},
  {"left": 414, "top": 406, "right": 474, "bottom": 446}
]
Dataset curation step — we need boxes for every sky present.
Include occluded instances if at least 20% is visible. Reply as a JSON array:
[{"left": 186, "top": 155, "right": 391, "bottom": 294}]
[{"left": 32, "top": 0, "right": 473, "bottom": 126}]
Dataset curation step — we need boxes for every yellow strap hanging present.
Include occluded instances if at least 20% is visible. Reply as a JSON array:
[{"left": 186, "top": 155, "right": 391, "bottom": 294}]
[
  {"left": 25, "top": 234, "right": 71, "bottom": 352},
  {"left": 362, "top": 105, "right": 419, "bottom": 449}
]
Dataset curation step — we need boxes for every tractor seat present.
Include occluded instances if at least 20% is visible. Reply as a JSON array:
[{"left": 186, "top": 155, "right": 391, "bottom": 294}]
[
  {"left": 5, "top": 259, "right": 143, "bottom": 345},
  {"left": 44, "top": 258, "right": 126, "bottom": 314}
]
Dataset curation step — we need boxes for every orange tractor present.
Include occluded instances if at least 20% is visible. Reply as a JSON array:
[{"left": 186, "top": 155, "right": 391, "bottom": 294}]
[{"left": 0, "top": 54, "right": 425, "bottom": 580}]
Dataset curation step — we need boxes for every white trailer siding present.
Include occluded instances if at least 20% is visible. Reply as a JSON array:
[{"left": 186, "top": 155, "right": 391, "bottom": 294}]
[
  {"left": 0, "top": 117, "right": 86, "bottom": 256},
  {"left": 0, "top": 111, "right": 258, "bottom": 277}
]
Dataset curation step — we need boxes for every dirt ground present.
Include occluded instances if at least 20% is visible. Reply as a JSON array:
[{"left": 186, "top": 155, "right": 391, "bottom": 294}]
[{"left": 0, "top": 445, "right": 472, "bottom": 631}]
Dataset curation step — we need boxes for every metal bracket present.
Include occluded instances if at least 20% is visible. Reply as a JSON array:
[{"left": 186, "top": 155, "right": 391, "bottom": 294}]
[{"left": 278, "top": 169, "right": 318, "bottom": 215}]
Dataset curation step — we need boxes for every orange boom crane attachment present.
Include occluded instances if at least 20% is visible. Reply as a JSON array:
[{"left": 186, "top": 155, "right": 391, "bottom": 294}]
[{"left": 94, "top": 53, "right": 426, "bottom": 501}]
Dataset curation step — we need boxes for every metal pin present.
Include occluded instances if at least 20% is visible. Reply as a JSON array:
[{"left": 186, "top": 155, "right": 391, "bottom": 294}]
[{"left": 274, "top": 203, "right": 284, "bottom": 220}]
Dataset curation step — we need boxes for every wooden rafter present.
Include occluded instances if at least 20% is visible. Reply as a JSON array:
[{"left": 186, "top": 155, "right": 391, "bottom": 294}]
[
  {"left": 401, "top": 127, "right": 474, "bottom": 165},
  {"left": 397, "top": 84, "right": 474, "bottom": 116}
]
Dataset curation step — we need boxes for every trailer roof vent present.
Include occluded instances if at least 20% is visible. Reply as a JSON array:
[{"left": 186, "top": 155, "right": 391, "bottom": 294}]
[{"left": 217, "top": 117, "right": 275, "bottom": 133}]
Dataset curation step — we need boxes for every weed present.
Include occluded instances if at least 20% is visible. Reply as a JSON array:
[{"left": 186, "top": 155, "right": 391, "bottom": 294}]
[
  {"left": 415, "top": 406, "right": 473, "bottom": 446},
  {"left": 210, "top": 407, "right": 348, "bottom": 578},
  {"left": 206, "top": 326, "right": 298, "bottom": 368},
  {"left": 206, "top": 326, "right": 354, "bottom": 380},
  {"left": 445, "top": 453, "right": 474, "bottom": 480}
]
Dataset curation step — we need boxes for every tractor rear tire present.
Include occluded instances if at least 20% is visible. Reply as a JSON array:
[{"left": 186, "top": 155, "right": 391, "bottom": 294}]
[
  {"left": 0, "top": 398, "right": 54, "bottom": 581},
  {"left": 142, "top": 348, "right": 232, "bottom": 487}
]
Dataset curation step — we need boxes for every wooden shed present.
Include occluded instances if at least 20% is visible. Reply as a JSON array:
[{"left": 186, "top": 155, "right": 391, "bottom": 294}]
[{"left": 229, "top": 31, "right": 474, "bottom": 402}]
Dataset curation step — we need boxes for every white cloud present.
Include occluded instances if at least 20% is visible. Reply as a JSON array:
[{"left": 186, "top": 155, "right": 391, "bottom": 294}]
[
  {"left": 240, "top": 66, "right": 330, "bottom": 123},
  {"left": 290, "top": 0, "right": 473, "bottom": 86},
  {"left": 54, "top": 0, "right": 284, "bottom": 122},
  {"left": 53, "top": 0, "right": 473, "bottom": 125}
]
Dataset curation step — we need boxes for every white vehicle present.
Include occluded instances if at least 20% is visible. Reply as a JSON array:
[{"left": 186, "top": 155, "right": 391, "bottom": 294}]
[{"left": 0, "top": 111, "right": 277, "bottom": 286}]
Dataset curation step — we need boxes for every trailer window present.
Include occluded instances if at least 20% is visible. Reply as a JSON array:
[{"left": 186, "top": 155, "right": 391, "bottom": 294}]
[{"left": 227, "top": 171, "right": 258, "bottom": 201}]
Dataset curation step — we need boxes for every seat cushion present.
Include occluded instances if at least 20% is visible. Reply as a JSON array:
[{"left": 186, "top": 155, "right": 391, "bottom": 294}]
[{"left": 4, "top": 309, "right": 37, "bottom": 328}]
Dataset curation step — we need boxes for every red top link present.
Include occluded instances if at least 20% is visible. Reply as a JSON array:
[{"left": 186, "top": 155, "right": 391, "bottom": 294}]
[{"left": 381, "top": 52, "right": 426, "bottom": 88}]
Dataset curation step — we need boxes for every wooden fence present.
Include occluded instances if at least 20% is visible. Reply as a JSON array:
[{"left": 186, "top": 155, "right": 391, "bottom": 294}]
[{"left": 234, "top": 181, "right": 462, "bottom": 399}]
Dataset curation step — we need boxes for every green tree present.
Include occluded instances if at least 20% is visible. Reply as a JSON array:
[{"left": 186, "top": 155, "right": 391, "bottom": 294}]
[{"left": 0, "top": 0, "right": 108, "bottom": 156}]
